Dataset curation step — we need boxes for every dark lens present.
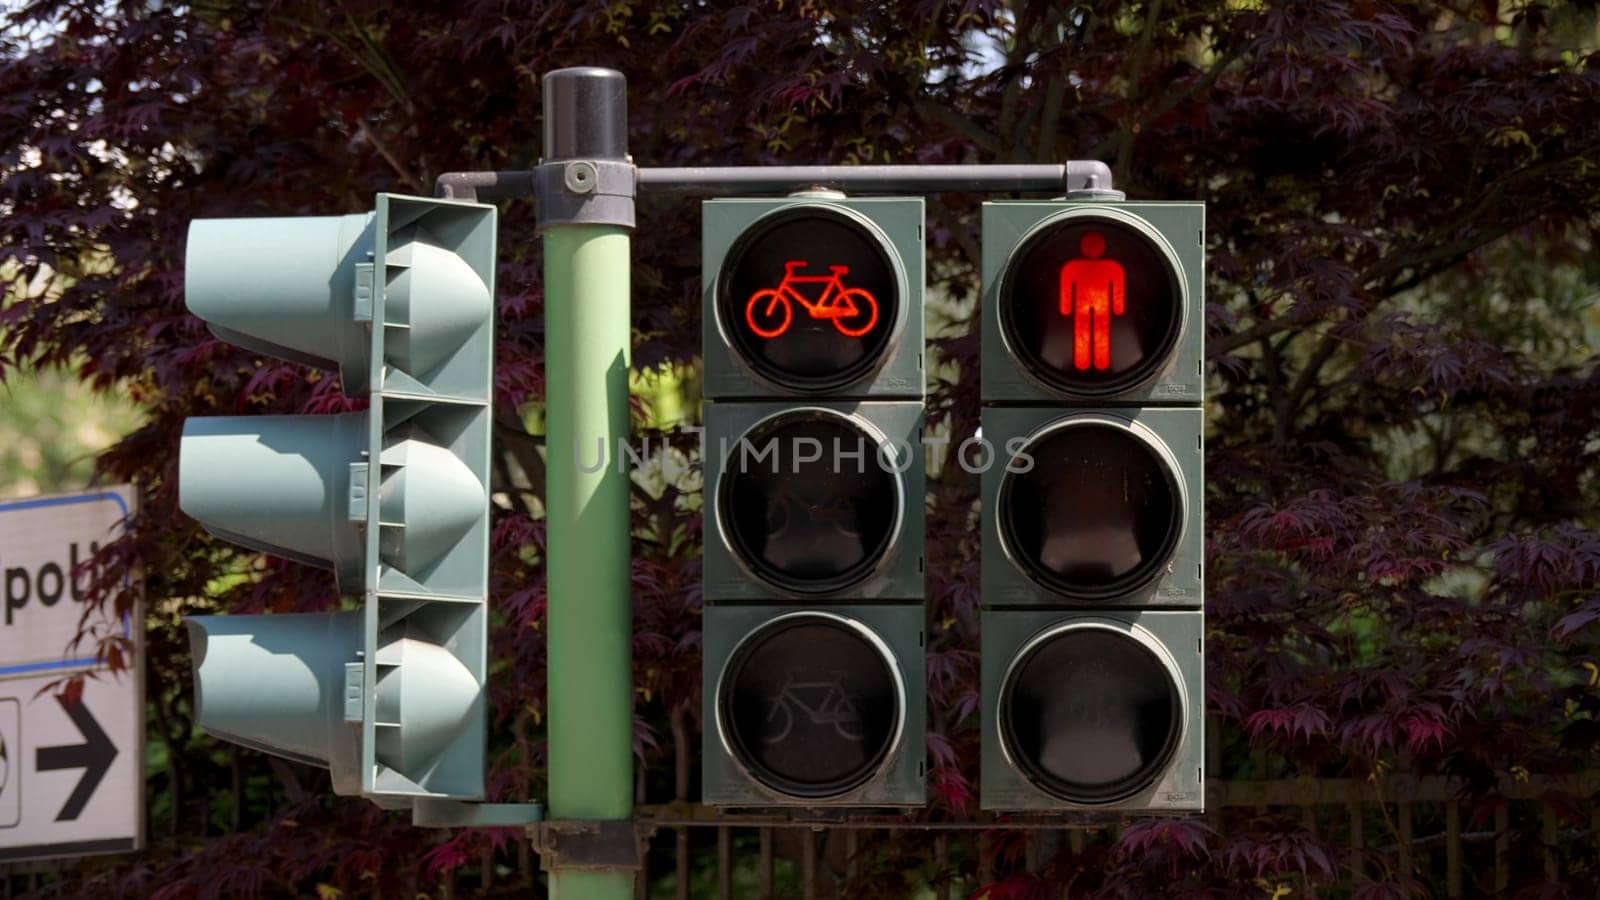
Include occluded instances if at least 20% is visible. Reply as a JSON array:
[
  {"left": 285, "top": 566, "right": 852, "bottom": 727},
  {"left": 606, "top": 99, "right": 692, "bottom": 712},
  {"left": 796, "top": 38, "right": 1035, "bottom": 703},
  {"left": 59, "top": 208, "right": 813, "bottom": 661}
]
[
  {"left": 722, "top": 616, "right": 900, "bottom": 797},
  {"left": 721, "top": 208, "right": 900, "bottom": 390},
  {"left": 1001, "top": 627, "right": 1180, "bottom": 803},
  {"left": 1000, "top": 421, "right": 1180, "bottom": 599},
  {"left": 1000, "top": 217, "right": 1181, "bottom": 395},
  {"left": 719, "top": 411, "right": 899, "bottom": 593}
]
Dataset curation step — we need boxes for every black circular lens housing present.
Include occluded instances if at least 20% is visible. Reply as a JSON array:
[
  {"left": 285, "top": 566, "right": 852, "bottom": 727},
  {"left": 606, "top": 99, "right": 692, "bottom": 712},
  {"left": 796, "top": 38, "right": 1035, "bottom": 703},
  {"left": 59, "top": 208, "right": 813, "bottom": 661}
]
[
  {"left": 720, "top": 614, "right": 902, "bottom": 798},
  {"left": 717, "top": 410, "right": 901, "bottom": 594},
  {"left": 999, "top": 212, "right": 1183, "bottom": 397},
  {"left": 1000, "top": 625, "right": 1182, "bottom": 804},
  {"left": 998, "top": 419, "right": 1182, "bottom": 600},
  {"left": 719, "top": 206, "right": 901, "bottom": 392}
]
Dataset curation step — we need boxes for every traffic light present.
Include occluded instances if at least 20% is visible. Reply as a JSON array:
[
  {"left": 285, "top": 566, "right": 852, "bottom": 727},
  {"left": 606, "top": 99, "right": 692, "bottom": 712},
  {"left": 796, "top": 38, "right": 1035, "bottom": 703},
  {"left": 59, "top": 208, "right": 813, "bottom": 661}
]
[
  {"left": 979, "top": 201, "right": 1206, "bottom": 813},
  {"left": 700, "top": 196, "right": 926, "bottom": 806},
  {"left": 179, "top": 193, "right": 496, "bottom": 807}
]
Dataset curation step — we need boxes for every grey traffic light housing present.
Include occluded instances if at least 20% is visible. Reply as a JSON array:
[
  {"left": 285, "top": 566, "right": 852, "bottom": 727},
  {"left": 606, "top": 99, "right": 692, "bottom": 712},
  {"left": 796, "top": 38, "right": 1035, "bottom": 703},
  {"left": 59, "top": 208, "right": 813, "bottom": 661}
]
[
  {"left": 979, "top": 199, "right": 1205, "bottom": 815},
  {"left": 980, "top": 609, "right": 1203, "bottom": 812},
  {"left": 980, "top": 406, "right": 1203, "bottom": 609},
  {"left": 181, "top": 194, "right": 495, "bottom": 807},
  {"left": 701, "top": 603, "right": 925, "bottom": 807},
  {"left": 703, "top": 197, "right": 924, "bottom": 399},
  {"left": 981, "top": 202, "right": 1204, "bottom": 406},
  {"left": 702, "top": 399, "right": 925, "bottom": 602},
  {"left": 700, "top": 195, "right": 926, "bottom": 809}
]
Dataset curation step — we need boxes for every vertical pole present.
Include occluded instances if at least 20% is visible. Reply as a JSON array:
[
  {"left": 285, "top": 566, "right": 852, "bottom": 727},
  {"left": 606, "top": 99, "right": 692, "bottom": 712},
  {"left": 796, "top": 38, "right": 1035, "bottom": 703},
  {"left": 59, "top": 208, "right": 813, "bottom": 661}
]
[
  {"left": 759, "top": 828, "right": 774, "bottom": 897},
  {"left": 542, "top": 66, "right": 636, "bottom": 900},
  {"left": 1493, "top": 804, "right": 1509, "bottom": 893},
  {"left": 716, "top": 827, "right": 732, "bottom": 899},
  {"left": 1445, "top": 800, "right": 1462, "bottom": 897},
  {"left": 1347, "top": 800, "right": 1364, "bottom": 881},
  {"left": 1398, "top": 801, "right": 1413, "bottom": 874},
  {"left": 802, "top": 829, "right": 818, "bottom": 900}
]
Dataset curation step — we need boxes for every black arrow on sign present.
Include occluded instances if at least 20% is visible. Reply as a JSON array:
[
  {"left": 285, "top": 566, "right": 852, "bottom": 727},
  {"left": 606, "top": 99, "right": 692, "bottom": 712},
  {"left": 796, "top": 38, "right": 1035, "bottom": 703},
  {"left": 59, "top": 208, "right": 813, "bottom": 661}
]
[{"left": 35, "top": 695, "right": 117, "bottom": 821}]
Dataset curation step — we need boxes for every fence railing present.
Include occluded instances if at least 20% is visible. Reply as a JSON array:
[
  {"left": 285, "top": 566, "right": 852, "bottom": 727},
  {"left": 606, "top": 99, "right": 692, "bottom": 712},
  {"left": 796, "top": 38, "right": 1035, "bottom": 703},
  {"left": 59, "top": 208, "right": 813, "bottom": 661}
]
[
  {"left": 631, "top": 770, "right": 1600, "bottom": 899},
  {"left": 3, "top": 767, "right": 1594, "bottom": 897}
]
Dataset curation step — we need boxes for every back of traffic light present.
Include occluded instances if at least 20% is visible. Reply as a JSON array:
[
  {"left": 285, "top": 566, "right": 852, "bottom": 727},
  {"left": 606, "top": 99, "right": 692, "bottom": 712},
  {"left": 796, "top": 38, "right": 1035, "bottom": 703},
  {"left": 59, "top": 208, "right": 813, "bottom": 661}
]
[
  {"left": 699, "top": 195, "right": 926, "bottom": 807},
  {"left": 180, "top": 194, "right": 496, "bottom": 807},
  {"left": 979, "top": 200, "right": 1207, "bottom": 813}
]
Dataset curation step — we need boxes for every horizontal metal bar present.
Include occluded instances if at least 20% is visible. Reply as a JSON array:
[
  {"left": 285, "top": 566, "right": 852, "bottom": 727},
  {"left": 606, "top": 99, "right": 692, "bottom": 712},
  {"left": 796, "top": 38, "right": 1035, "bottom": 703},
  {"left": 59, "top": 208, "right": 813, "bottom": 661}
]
[
  {"left": 434, "top": 170, "right": 536, "bottom": 202},
  {"left": 636, "top": 161, "right": 1114, "bottom": 196},
  {"left": 435, "top": 161, "right": 1117, "bottom": 202},
  {"left": 631, "top": 771, "right": 1600, "bottom": 830},
  {"left": 634, "top": 802, "right": 1135, "bottom": 830},
  {"left": 412, "top": 799, "right": 545, "bottom": 827}
]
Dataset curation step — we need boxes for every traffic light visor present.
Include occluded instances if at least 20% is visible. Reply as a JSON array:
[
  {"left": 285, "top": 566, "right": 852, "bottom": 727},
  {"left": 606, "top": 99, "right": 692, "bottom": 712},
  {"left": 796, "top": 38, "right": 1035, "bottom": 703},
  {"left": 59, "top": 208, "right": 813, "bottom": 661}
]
[
  {"left": 179, "top": 412, "right": 368, "bottom": 592},
  {"left": 185, "top": 213, "right": 376, "bottom": 393}
]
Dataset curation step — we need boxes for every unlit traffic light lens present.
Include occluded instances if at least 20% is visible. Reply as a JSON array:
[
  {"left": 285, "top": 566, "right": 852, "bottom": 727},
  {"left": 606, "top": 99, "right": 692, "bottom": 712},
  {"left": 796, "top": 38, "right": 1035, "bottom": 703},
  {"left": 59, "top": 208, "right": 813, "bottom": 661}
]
[
  {"left": 718, "top": 411, "right": 900, "bottom": 593},
  {"left": 721, "top": 615, "right": 900, "bottom": 798},
  {"left": 999, "top": 420, "right": 1181, "bottom": 599},
  {"left": 1000, "top": 217, "right": 1181, "bottom": 396},
  {"left": 1001, "top": 626, "right": 1181, "bottom": 804},
  {"left": 720, "top": 207, "right": 900, "bottom": 391}
]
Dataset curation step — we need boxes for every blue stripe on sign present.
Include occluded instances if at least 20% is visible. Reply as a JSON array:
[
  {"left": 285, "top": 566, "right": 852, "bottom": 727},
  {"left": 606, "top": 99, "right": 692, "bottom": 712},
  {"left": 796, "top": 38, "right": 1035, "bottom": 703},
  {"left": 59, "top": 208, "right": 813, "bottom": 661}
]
[{"left": 0, "top": 491, "right": 135, "bottom": 677}]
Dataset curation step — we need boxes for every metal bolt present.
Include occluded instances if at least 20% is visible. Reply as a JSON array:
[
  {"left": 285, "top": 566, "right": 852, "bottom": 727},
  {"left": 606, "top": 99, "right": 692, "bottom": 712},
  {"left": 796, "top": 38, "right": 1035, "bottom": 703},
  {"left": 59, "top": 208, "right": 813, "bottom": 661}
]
[{"left": 564, "top": 161, "right": 599, "bottom": 194}]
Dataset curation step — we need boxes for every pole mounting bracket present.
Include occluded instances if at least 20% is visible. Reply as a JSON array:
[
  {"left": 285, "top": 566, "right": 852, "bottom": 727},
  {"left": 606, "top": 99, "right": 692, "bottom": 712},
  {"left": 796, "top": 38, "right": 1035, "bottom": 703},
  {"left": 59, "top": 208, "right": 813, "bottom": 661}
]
[
  {"left": 534, "top": 159, "right": 637, "bottom": 231},
  {"left": 532, "top": 819, "right": 654, "bottom": 871}
]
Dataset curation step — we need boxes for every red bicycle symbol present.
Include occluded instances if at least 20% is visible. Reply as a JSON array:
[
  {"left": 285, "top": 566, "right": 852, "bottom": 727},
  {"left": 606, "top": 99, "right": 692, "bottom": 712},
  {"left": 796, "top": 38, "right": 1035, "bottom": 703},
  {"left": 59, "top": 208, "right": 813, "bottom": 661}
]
[{"left": 745, "top": 260, "right": 880, "bottom": 339}]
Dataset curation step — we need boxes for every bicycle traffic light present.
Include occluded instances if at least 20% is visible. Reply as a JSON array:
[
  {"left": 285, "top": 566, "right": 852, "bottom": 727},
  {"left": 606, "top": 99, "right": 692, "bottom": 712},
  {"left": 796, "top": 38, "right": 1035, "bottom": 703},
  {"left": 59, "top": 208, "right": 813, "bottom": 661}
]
[
  {"left": 700, "top": 196, "right": 926, "bottom": 807},
  {"left": 179, "top": 194, "right": 496, "bottom": 807},
  {"left": 979, "top": 201, "right": 1206, "bottom": 813},
  {"left": 701, "top": 199, "right": 922, "bottom": 398}
]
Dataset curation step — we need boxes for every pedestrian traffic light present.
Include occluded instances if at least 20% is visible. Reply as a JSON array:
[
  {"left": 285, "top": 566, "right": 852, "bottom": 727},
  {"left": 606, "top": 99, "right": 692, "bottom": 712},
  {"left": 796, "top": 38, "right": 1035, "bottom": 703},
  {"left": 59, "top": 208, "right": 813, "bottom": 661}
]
[
  {"left": 179, "top": 193, "right": 496, "bottom": 807},
  {"left": 981, "top": 204, "right": 1204, "bottom": 404},
  {"left": 979, "top": 201, "right": 1205, "bottom": 813},
  {"left": 700, "top": 196, "right": 926, "bottom": 806}
]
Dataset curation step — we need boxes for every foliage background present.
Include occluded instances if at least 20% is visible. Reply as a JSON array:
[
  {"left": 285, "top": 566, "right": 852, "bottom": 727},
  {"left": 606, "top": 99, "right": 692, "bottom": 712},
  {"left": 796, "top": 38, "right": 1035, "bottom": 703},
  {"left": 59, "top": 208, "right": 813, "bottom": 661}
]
[{"left": 2, "top": 0, "right": 1599, "bottom": 896}]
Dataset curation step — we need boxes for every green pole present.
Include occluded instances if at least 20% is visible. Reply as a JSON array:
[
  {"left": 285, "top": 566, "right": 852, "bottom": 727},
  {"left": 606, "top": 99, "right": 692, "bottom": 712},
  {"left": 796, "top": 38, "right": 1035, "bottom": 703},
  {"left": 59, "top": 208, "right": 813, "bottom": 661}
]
[{"left": 541, "top": 67, "right": 636, "bottom": 899}]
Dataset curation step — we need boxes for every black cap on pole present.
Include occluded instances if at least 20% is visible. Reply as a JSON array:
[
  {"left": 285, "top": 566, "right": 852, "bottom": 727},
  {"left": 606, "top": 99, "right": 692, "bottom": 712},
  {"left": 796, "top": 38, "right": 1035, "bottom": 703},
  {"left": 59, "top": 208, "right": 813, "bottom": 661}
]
[{"left": 543, "top": 67, "right": 628, "bottom": 161}]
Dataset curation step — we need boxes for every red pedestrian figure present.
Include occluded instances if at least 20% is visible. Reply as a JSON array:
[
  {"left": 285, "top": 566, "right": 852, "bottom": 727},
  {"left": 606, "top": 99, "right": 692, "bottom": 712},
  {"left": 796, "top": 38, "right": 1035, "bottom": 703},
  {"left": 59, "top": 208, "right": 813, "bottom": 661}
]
[{"left": 1058, "top": 230, "right": 1124, "bottom": 371}]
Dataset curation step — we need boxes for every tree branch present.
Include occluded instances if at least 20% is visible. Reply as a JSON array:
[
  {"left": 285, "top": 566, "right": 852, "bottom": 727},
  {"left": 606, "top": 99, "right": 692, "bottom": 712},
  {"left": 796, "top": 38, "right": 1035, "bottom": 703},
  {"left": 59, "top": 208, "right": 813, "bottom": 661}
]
[
  {"left": 913, "top": 98, "right": 1000, "bottom": 156},
  {"left": 1114, "top": 0, "right": 1166, "bottom": 183},
  {"left": 356, "top": 118, "right": 425, "bottom": 193},
  {"left": 1089, "top": 41, "right": 1244, "bottom": 162},
  {"left": 1259, "top": 333, "right": 1290, "bottom": 443},
  {"left": 1287, "top": 329, "right": 1348, "bottom": 423},
  {"left": 1034, "top": 70, "right": 1066, "bottom": 163}
]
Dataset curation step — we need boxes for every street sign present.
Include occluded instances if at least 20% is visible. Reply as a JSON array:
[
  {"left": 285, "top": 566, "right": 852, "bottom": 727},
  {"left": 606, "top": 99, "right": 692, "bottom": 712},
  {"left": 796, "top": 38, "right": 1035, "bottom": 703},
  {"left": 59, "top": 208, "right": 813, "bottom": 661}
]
[{"left": 0, "top": 487, "right": 143, "bottom": 862}]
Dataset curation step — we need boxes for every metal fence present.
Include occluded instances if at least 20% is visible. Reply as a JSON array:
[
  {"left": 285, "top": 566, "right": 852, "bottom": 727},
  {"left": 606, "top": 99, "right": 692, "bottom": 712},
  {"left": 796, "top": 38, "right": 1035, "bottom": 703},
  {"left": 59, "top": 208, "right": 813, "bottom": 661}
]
[
  {"left": 631, "top": 768, "right": 1600, "bottom": 899},
  {"left": 3, "top": 745, "right": 1595, "bottom": 898}
]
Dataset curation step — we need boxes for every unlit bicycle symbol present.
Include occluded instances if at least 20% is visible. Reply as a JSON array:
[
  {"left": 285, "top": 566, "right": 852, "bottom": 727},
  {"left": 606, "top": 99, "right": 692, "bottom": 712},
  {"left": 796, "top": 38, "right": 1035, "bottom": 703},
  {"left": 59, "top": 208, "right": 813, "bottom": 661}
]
[{"left": 762, "top": 670, "right": 864, "bottom": 743}]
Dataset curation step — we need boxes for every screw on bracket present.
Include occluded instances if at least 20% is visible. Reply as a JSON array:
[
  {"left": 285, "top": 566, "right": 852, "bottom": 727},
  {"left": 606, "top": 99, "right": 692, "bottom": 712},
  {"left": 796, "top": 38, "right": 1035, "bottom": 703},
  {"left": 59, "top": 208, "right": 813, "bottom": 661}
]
[{"left": 564, "top": 161, "right": 599, "bottom": 194}]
